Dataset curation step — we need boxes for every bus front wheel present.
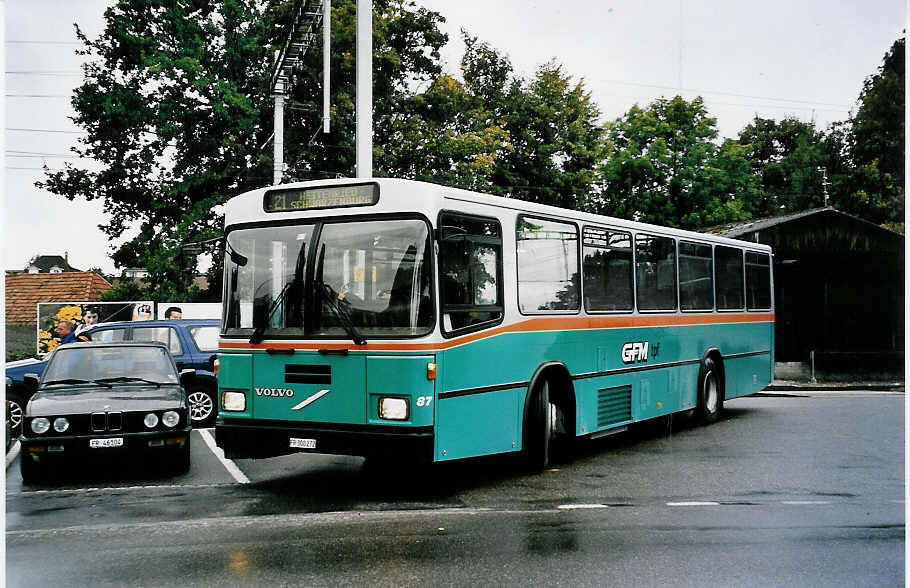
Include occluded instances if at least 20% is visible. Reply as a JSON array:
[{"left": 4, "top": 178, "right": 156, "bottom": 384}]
[
  {"left": 523, "top": 380, "right": 552, "bottom": 471},
  {"left": 696, "top": 357, "right": 723, "bottom": 424}
]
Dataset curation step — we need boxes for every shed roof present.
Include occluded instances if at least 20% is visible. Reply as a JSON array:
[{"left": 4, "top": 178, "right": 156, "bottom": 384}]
[
  {"left": 704, "top": 207, "right": 901, "bottom": 239},
  {"left": 5, "top": 272, "right": 113, "bottom": 325}
]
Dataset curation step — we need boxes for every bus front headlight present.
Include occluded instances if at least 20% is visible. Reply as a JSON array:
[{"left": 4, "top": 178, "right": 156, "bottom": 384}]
[
  {"left": 222, "top": 391, "right": 246, "bottom": 412},
  {"left": 378, "top": 397, "right": 408, "bottom": 421}
]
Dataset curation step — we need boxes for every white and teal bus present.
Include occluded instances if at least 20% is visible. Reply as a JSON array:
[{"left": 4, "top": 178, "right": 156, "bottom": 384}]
[{"left": 215, "top": 178, "right": 773, "bottom": 468}]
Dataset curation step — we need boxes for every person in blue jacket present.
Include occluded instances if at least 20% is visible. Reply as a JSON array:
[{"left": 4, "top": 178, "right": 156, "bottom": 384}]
[{"left": 56, "top": 319, "right": 90, "bottom": 345}]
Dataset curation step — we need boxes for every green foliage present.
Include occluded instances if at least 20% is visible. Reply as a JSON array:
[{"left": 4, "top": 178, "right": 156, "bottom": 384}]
[
  {"left": 737, "top": 116, "right": 828, "bottom": 216},
  {"left": 836, "top": 36, "right": 905, "bottom": 225},
  {"left": 596, "top": 96, "right": 756, "bottom": 229},
  {"left": 40, "top": 0, "right": 278, "bottom": 299}
]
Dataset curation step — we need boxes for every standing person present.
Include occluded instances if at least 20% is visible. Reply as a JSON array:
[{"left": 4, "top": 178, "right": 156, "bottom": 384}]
[
  {"left": 75, "top": 307, "right": 100, "bottom": 335},
  {"left": 164, "top": 306, "right": 183, "bottom": 319},
  {"left": 57, "top": 320, "right": 90, "bottom": 344}
]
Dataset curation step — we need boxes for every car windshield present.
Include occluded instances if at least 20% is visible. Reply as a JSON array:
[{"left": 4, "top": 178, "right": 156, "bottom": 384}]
[
  {"left": 223, "top": 218, "right": 434, "bottom": 340},
  {"left": 42, "top": 346, "right": 178, "bottom": 384}
]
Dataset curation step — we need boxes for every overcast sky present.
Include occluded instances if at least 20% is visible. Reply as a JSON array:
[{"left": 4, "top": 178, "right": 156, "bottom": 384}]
[{"left": 2, "top": 0, "right": 905, "bottom": 275}]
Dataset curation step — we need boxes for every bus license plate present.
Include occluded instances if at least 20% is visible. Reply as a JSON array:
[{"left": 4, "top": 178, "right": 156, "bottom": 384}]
[
  {"left": 90, "top": 438, "right": 124, "bottom": 449},
  {"left": 289, "top": 438, "right": 316, "bottom": 449}
]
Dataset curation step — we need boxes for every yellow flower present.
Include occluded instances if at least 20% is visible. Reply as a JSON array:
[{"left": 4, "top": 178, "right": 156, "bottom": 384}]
[
  {"left": 39, "top": 330, "right": 52, "bottom": 340},
  {"left": 56, "top": 305, "right": 83, "bottom": 322},
  {"left": 45, "top": 339, "right": 60, "bottom": 352}
]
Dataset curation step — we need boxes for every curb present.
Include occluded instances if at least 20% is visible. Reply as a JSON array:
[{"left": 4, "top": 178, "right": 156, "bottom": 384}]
[{"left": 765, "top": 383, "right": 904, "bottom": 392}]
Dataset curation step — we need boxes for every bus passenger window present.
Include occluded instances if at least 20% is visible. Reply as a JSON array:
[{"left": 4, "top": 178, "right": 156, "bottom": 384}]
[
  {"left": 715, "top": 246, "right": 745, "bottom": 310},
  {"left": 517, "top": 217, "right": 579, "bottom": 313},
  {"left": 746, "top": 252, "right": 772, "bottom": 310},
  {"left": 438, "top": 213, "right": 503, "bottom": 333},
  {"left": 583, "top": 227, "right": 633, "bottom": 312},
  {"left": 679, "top": 242, "right": 714, "bottom": 310},
  {"left": 635, "top": 234, "right": 677, "bottom": 311}
]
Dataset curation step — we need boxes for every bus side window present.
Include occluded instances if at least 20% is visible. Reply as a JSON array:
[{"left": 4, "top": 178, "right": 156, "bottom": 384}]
[{"left": 438, "top": 212, "right": 503, "bottom": 334}]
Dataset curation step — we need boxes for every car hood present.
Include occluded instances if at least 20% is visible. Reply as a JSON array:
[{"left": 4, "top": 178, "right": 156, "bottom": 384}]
[{"left": 27, "top": 385, "right": 186, "bottom": 416}]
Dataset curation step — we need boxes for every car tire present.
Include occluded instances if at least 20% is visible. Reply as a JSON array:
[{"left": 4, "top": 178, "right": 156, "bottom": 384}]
[
  {"left": 174, "top": 438, "right": 191, "bottom": 475},
  {"left": 20, "top": 453, "right": 45, "bottom": 484},
  {"left": 187, "top": 387, "right": 217, "bottom": 428}
]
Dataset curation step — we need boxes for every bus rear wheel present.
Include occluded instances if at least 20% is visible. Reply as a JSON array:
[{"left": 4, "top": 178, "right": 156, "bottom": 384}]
[
  {"left": 523, "top": 380, "right": 553, "bottom": 471},
  {"left": 696, "top": 357, "right": 723, "bottom": 424}
]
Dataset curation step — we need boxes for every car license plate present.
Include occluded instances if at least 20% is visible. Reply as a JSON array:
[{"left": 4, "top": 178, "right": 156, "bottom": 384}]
[
  {"left": 90, "top": 437, "right": 124, "bottom": 449},
  {"left": 289, "top": 438, "right": 316, "bottom": 449}
]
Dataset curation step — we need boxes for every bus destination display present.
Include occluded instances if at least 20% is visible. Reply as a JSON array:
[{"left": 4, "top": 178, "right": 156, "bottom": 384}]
[{"left": 264, "top": 184, "right": 379, "bottom": 212}]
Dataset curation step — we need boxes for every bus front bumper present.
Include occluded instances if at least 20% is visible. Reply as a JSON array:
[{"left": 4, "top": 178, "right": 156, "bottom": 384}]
[{"left": 215, "top": 418, "right": 434, "bottom": 461}]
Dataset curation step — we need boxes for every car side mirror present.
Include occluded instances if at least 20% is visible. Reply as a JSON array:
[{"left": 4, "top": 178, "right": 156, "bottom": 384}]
[{"left": 23, "top": 374, "right": 40, "bottom": 392}]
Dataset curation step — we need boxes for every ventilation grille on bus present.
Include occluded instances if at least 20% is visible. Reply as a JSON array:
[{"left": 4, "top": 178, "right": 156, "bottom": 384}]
[
  {"left": 597, "top": 385, "right": 632, "bottom": 427},
  {"left": 285, "top": 364, "right": 331, "bottom": 385}
]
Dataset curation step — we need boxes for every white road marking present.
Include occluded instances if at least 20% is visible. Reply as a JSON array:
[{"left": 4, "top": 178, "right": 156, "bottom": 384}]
[
  {"left": 557, "top": 504, "right": 608, "bottom": 510},
  {"left": 781, "top": 500, "right": 833, "bottom": 505},
  {"left": 198, "top": 428, "right": 250, "bottom": 484},
  {"left": 6, "top": 440, "right": 21, "bottom": 469},
  {"left": 667, "top": 501, "right": 720, "bottom": 506}
]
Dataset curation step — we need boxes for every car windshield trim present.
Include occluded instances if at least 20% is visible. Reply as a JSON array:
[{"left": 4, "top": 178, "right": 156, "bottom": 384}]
[{"left": 93, "top": 376, "right": 165, "bottom": 388}]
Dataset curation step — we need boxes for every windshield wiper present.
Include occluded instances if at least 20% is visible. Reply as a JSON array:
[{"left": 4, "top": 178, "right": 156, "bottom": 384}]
[
  {"left": 42, "top": 378, "right": 112, "bottom": 388},
  {"left": 94, "top": 376, "right": 164, "bottom": 388},
  {"left": 249, "top": 281, "right": 294, "bottom": 345},
  {"left": 318, "top": 283, "right": 367, "bottom": 346}
]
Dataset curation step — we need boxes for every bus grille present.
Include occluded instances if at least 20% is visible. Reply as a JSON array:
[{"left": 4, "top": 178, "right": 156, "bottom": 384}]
[
  {"left": 286, "top": 364, "right": 331, "bottom": 385},
  {"left": 597, "top": 385, "right": 632, "bottom": 427}
]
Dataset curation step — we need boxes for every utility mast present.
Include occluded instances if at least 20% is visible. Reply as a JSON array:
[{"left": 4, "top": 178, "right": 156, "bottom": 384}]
[{"left": 269, "top": 0, "right": 331, "bottom": 185}]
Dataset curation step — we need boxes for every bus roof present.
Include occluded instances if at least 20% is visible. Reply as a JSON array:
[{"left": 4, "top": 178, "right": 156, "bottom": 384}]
[{"left": 224, "top": 177, "right": 772, "bottom": 253}]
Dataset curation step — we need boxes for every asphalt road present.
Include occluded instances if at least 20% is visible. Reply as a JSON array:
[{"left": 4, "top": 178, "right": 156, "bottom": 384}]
[{"left": 6, "top": 392, "right": 905, "bottom": 587}]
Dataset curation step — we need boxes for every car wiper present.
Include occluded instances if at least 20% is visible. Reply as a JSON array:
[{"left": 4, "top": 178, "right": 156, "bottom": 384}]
[
  {"left": 318, "top": 283, "right": 367, "bottom": 346},
  {"left": 42, "top": 378, "right": 112, "bottom": 388},
  {"left": 94, "top": 376, "right": 163, "bottom": 388}
]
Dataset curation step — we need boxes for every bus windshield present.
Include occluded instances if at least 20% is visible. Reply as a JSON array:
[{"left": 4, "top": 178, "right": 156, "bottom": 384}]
[{"left": 223, "top": 218, "right": 433, "bottom": 340}]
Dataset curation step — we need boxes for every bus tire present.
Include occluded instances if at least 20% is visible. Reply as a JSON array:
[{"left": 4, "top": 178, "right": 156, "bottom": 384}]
[
  {"left": 696, "top": 357, "right": 723, "bottom": 424},
  {"left": 523, "top": 379, "right": 552, "bottom": 471}
]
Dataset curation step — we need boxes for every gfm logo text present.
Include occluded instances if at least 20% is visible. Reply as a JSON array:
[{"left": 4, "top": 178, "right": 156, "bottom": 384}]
[{"left": 621, "top": 342, "right": 649, "bottom": 364}]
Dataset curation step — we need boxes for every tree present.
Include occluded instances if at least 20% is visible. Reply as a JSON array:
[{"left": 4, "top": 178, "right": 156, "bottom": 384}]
[
  {"left": 737, "top": 116, "right": 828, "bottom": 217},
  {"left": 40, "top": 0, "right": 451, "bottom": 298},
  {"left": 838, "top": 36, "right": 905, "bottom": 229},
  {"left": 596, "top": 96, "right": 756, "bottom": 229}
]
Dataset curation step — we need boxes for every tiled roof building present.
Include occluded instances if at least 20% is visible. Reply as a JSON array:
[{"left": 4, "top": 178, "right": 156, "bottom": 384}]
[
  {"left": 24, "top": 254, "right": 81, "bottom": 274},
  {"left": 5, "top": 272, "right": 113, "bottom": 325}
]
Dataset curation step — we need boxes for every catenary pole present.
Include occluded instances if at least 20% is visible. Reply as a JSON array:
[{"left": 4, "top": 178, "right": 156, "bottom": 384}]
[{"left": 355, "top": 0, "right": 372, "bottom": 177}]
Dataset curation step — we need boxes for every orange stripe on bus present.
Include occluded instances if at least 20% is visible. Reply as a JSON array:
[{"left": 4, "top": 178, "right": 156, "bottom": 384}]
[{"left": 219, "top": 313, "right": 774, "bottom": 353}]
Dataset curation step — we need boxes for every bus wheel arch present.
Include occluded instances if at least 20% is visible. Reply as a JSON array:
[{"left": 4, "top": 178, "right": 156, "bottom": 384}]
[
  {"left": 522, "top": 362, "right": 576, "bottom": 470},
  {"left": 697, "top": 349, "right": 725, "bottom": 424}
]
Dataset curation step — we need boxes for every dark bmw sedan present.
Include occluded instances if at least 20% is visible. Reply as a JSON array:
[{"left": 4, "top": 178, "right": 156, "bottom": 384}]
[{"left": 19, "top": 342, "right": 192, "bottom": 483}]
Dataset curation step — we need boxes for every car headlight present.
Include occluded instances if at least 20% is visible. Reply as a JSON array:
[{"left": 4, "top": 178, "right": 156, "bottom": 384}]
[
  {"left": 378, "top": 397, "right": 408, "bottom": 421},
  {"left": 143, "top": 413, "right": 159, "bottom": 428},
  {"left": 221, "top": 391, "right": 246, "bottom": 412},
  {"left": 162, "top": 411, "right": 180, "bottom": 428},
  {"left": 53, "top": 417, "right": 70, "bottom": 433},
  {"left": 31, "top": 417, "right": 50, "bottom": 435}
]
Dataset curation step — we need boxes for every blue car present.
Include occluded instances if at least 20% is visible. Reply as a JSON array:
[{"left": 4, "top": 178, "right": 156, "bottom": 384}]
[{"left": 6, "top": 319, "right": 221, "bottom": 430}]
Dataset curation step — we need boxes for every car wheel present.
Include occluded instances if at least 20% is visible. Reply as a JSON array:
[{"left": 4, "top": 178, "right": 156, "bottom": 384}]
[
  {"left": 7, "top": 394, "right": 24, "bottom": 437},
  {"left": 20, "top": 453, "right": 45, "bottom": 484},
  {"left": 187, "top": 387, "right": 216, "bottom": 427}
]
